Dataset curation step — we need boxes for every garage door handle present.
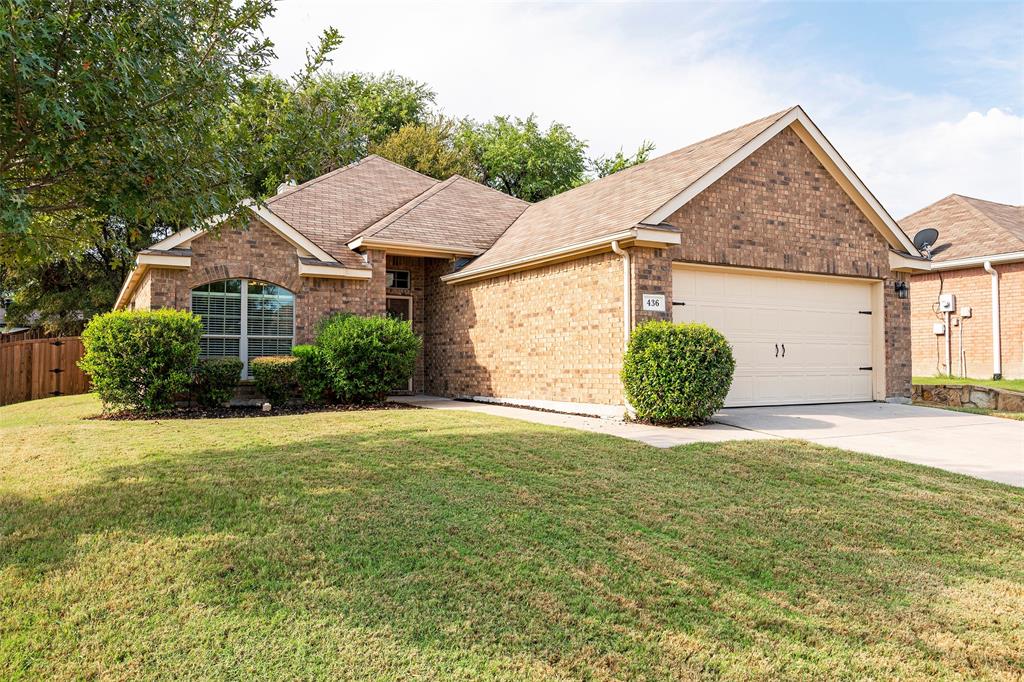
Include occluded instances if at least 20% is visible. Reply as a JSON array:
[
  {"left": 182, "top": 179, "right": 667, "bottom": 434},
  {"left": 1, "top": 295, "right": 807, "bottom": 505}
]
[
  {"left": 775, "top": 344, "right": 779, "bottom": 357},
  {"left": 781, "top": 344, "right": 785, "bottom": 357}
]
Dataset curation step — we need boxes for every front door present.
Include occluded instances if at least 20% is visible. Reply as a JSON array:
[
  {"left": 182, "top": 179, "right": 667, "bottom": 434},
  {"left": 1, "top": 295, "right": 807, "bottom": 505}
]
[{"left": 385, "top": 296, "right": 414, "bottom": 392}]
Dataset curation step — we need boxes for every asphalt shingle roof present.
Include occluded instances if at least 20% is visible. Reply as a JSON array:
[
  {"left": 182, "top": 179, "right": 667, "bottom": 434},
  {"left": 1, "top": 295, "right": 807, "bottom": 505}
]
[
  {"left": 355, "top": 175, "right": 529, "bottom": 252},
  {"left": 455, "top": 107, "right": 795, "bottom": 275},
  {"left": 265, "top": 155, "right": 438, "bottom": 267},
  {"left": 900, "top": 194, "right": 1024, "bottom": 262}
]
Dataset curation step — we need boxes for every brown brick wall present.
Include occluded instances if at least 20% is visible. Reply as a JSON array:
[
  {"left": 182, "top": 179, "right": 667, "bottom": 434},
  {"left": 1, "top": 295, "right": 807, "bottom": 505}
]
[
  {"left": 423, "top": 253, "right": 626, "bottom": 406},
  {"left": 126, "top": 219, "right": 385, "bottom": 344},
  {"left": 626, "top": 126, "right": 911, "bottom": 399},
  {"left": 911, "top": 263, "right": 1023, "bottom": 380},
  {"left": 385, "top": 255, "right": 428, "bottom": 392}
]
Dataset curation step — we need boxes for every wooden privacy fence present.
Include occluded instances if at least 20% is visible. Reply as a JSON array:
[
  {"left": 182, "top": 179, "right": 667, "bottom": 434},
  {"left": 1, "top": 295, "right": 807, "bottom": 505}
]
[{"left": 0, "top": 337, "right": 90, "bottom": 406}]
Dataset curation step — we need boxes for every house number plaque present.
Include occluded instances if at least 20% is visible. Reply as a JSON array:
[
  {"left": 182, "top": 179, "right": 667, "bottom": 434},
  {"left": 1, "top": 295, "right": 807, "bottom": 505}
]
[{"left": 642, "top": 294, "right": 666, "bottom": 312}]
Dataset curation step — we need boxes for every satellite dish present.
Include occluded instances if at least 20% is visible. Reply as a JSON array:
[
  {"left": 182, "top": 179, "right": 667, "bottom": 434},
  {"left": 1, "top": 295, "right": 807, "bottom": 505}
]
[{"left": 913, "top": 227, "right": 940, "bottom": 254}]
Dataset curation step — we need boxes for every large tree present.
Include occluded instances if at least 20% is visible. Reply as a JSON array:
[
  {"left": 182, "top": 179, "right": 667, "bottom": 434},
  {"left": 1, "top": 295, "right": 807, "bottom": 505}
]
[
  {"left": 458, "top": 115, "right": 587, "bottom": 202},
  {"left": 224, "top": 71, "right": 435, "bottom": 199},
  {"left": 589, "top": 141, "right": 656, "bottom": 178},
  {"left": 0, "top": 219, "right": 164, "bottom": 335},
  {"left": 371, "top": 116, "right": 478, "bottom": 181},
  {"left": 0, "top": 0, "right": 282, "bottom": 261}
]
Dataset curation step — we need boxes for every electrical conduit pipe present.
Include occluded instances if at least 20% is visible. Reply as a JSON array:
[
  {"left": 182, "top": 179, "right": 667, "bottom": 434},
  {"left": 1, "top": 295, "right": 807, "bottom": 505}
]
[{"left": 983, "top": 260, "right": 1002, "bottom": 380}]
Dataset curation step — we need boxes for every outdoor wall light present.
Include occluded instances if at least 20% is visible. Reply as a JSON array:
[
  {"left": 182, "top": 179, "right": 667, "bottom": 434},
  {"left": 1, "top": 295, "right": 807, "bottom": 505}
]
[{"left": 894, "top": 280, "right": 909, "bottom": 299}]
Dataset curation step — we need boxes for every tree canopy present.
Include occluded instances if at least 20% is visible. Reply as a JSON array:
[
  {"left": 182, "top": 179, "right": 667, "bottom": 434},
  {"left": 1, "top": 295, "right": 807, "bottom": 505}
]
[
  {"left": 1, "top": 0, "right": 277, "bottom": 261},
  {"left": 371, "top": 116, "right": 478, "bottom": 181},
  {"left": 1, "top": 2, "right": 658, "bottom": 329}
]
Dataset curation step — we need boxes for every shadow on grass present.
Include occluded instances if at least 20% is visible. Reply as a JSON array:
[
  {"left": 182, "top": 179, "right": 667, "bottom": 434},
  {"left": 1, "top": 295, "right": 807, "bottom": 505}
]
[{"left": 2, "top": 417, "right": 1023, "bottom": 677}]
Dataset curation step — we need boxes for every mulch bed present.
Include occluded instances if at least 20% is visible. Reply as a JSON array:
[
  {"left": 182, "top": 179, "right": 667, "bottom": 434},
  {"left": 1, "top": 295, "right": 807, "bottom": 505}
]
[{"left": 89, "top": 401, "right": 418, "bottom": 421}]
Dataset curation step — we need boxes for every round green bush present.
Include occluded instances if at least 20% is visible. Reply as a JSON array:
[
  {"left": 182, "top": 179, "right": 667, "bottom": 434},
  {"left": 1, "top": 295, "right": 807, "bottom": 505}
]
[
  {"left": 292, "top": 344, "right": 333, "bottom": 405},
  {"left": 251, "top": 356, "right": 298, "bottom": 405},
  {"left": 315, "top": 314, "right": 421, "bottom": 403},
  {"left": 621, "top": 321, "right": 736, "bottom": 425},
  {"left": 79, "top": 309, "right": 203, "bottom": 413},
  {"left": 191, "top": 357, "right": 242, "bottom": 407}
]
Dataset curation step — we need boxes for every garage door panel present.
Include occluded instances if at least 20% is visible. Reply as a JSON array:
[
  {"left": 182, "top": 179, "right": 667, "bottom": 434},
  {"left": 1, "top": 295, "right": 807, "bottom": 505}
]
[{"left": 672, "top": 266, "right": 876, "bottom": 407}]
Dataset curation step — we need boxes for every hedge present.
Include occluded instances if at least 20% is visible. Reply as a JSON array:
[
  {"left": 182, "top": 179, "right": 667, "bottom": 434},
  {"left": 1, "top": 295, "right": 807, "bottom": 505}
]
[
  {"left": 192, "top": 357, "right": 242, "bottom": 407},
  {"left": 315, "top": 314, "right": 421, "bottom": 403},
  {"left": 621, "top": 321, "right": 735, "bottom": 425},
  {"left": 292, "top": 344, "right": 333, "bottom": 405},
  {"left": 79, "top": 309, "right": 203, "bottom": 413},
  {"left": 251, "top": 356, "right": 298, "bottom": 405}
]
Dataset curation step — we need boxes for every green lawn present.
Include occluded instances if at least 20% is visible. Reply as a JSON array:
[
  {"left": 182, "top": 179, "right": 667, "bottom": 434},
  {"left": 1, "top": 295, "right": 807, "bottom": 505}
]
[
  {"left": 2, "top": 395, "right": 1022, "bottom": 680},
  {"left": 914, "top": 375, "right": 1024, "bottom": 392},
  {"left": 917, "top": 404, "right": 1024, "bottom": 421}
]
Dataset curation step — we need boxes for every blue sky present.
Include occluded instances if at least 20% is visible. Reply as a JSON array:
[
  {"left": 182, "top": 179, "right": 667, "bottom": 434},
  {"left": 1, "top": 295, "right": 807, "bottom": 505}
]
[{"left": 264, "top": 1, "right": 1024, "bottom": 216}]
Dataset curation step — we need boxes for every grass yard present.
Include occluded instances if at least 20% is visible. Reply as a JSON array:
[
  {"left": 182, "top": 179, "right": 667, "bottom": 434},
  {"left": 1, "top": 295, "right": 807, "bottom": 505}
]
[
  {"left": 915, "top": 404, "right": 1024, "bottom": 421},
  {"left": 2, "top": 395, "right": 1022, "bottom": 680},
  {"left": 913, "top": 375, "right": 1024, "bottom": 393}
]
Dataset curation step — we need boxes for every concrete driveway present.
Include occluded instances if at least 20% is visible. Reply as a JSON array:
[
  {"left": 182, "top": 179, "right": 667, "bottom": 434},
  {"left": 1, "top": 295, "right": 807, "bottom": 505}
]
[{"left": 715, "top": 402, "right": 1024, "bottom": 487}]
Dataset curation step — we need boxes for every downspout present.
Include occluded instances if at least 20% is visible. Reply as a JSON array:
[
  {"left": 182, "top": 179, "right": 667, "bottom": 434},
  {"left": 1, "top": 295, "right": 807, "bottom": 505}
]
[
  {"left": 983, "top": 260, "right": 1002, "bottom": 380},
  {"left": 610, "top": 240, "right": 631, "bottom": 350}
]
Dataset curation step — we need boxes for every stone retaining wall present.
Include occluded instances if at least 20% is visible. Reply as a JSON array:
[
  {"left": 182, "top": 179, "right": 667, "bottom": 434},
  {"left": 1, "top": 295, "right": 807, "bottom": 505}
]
[{"left": 913, "top": 384, "right": 1024, "bottom": 412}]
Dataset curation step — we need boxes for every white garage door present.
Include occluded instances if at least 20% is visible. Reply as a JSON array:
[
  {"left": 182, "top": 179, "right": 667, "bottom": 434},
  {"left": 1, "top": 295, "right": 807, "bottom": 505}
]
[{"left": 672, "top": 265, "right": 876, "bottom": 407}]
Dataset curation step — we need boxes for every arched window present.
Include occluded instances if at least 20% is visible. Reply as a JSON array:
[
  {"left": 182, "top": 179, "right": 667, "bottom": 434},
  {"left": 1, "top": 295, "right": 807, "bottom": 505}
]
[{"left": 191, "top": 279, "right": 294, "bottom": 376}]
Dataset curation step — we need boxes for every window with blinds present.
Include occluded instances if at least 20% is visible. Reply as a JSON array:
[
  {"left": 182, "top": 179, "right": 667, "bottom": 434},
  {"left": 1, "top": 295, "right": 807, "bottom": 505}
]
[{"left": 190, "top": 279, "right": 294, "bottom": 376}]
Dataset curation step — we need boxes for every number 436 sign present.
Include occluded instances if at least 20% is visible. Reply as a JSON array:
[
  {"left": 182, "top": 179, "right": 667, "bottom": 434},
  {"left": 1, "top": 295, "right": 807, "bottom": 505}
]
[{"left": 642, "top": 294, "right": 666, "bottom": 312}]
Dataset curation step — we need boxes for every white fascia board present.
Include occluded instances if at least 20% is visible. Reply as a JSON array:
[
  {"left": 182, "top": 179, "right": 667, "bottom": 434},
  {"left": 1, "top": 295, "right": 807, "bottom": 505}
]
[
  {"left": 348, "top": 236, "right": 484, "bottom": 257},
  {"left": 248, "top": 204, "right": 335, "bottom": 261},
  {"left": 641, "top": 106, "right": 921, "bottom": 256},
  {"left": 928, "top": 250, "right": 1024, "bottom": 271},
  {"left": 442, "top": 227, "right": 679, "bottom": 283},
  {"left": 147, "top": 203, "right": 337, "bottom": 264},
  {"left": 113, "top": 267, "right": 142, "bottom": 309},
  {"left": 889, "top": 251, "right": 931, "bottom": 272},
  {"left": 298, "top": 261, "right": 373, "bottom": 279},
  {"left": 113, "top": 253, "right": 193, "bottom": 309},
  {"left": 137, "top": 253, "right": 191, "bottom": 268}
]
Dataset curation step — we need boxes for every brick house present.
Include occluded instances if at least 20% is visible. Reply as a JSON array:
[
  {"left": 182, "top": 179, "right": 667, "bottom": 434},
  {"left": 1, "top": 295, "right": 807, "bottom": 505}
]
[
  {"left": 902, "top": 194, "right": 1023, "bottom": 380},
  {"left": 115, "top": 106, "right": 926, "bottom": 416}
]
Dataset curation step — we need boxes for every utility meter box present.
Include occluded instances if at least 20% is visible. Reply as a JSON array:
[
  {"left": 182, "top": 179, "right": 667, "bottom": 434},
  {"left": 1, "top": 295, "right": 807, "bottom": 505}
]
[
  {"left": 960, "top": 306, "right": 972, "bottom": 318},
  {"left": 933, "top": 322, "right": 946, "bottom": 335},
  {"left": 938, "top": 293, "right": 956, "bottom": 312}
]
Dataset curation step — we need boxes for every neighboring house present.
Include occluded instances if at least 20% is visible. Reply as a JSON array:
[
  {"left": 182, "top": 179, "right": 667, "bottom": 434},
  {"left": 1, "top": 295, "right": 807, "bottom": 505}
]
[
  {"left": 115, "top": 105, "right": 926, "bottom": 416},
  {"left": 902, "top": 194, "right": 1023, "bottom": 380}
]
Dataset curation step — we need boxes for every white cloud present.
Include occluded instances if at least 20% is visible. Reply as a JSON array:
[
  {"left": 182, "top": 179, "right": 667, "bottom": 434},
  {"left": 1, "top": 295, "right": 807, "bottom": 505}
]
[{"left": 262, "top": 1, "right": 1024, "bottom": 216}]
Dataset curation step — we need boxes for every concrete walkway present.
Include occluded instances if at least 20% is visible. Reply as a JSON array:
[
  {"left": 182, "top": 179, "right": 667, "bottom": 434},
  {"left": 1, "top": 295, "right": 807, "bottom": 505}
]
[
  {"left": 391, "top": 395, "right": 773, "bottom": 447},
  {"left": 394, "top": 396, "right": 1024, "bottom": 487}
]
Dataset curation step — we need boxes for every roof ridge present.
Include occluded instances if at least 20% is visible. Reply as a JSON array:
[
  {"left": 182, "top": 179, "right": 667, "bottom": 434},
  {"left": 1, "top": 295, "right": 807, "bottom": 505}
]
[
  {"left": 356, "top": 176, "right": 459, "bottom": 241},
  {"left": 523, "top": 106, "right": 796, "bottom": 212},
  {"left": 952, "top": 194, "right": 1024, "bottom": 249},
  {"left": 267, "top": 155, "right": 441, "bottom": 205},
  {"left": 953, "top": 193, "right": 1022, "bottom": 210},
  {"left": 265, "top": 157, "right": 367, "bottom": 204},
  {"left": 363, "top": 153, "right": 446, "bottom": 185},
  {"left": 449, "top": 174, "right": 532, "bottom": 206}
]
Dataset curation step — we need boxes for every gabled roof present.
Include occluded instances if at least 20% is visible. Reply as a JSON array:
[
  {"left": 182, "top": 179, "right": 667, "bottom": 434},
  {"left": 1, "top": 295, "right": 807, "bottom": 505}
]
[
  {"left": 351, "top": 175, "right": 529, "bottom": 254},
  {"left": 266, "top": 155, "right": 438, "bottom": 267},
  {"left": 901, "top": 194, "right": 1024, "bottom": 263},
  {"left": 454, "top": 106, "right": 919, "bottom": 279}
]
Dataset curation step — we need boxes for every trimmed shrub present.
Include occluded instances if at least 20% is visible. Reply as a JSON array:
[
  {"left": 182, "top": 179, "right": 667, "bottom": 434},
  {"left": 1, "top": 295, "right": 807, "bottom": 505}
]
[
  {"left": 191, "top": 357, "right": 242, "bottom": 407},
  {"left": 251, "top": 356, "right": 298, "bottom": 405},
  {"left": 315, "top": 314, "right": 421, "bottom": 403},
  {"left": 621, "top": 321, "right": 736, "bottom": 425},
  {"left": 292, "top": 344, "right": 333, "bottom": 405},
  {"left": 79, "top": 309, "right": 203, "bottom": 413},
  {"left": 313, "top": 311, "right": 352, "bottom": 339}
]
